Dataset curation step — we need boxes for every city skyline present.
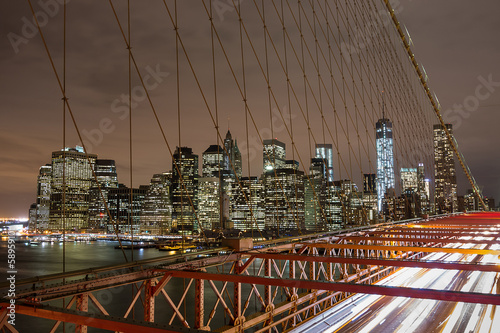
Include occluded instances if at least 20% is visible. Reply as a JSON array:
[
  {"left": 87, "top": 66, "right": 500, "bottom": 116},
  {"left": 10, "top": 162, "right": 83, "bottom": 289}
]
[{"left": 1, "top": 1, "right": 500, "bottom": 217}]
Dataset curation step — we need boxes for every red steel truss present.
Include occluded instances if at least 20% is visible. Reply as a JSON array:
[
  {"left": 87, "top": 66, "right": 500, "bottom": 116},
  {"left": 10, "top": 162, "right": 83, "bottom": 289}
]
[{"left": 1, "top": 212, "right": 500, "bottom": 332}]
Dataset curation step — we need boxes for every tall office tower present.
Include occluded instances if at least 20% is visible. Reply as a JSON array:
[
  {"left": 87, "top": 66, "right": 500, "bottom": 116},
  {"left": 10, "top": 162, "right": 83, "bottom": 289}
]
[
  {"left": 376, "top": 114, "right": 395, "bottom": 212},
  {"left": 88, "top": 159, "right": 119, "bottom": 229},
  {"left": 263, "top": 160, "right": 305, "bottom": 231},
  {"left": 35, "top": 164, "right": 52, "bottom": 231},
  {"left": 107, "top": 184, "right": 147, "bottom": 234},
  {"left": 49, "top": 146, "right": 97, "bottom": 231},
  {"left": 325, "top": 181, "right": 343, "bottom": 229},
  {"left": 171, "top": 146, "right": 199, "bottom": 233},
  {"left": 231, "top": 177, "right": 265, "bottom": 231},
  {"left": 433, "top": 124, "right": 458, "bottom": 213},
  {"left": 362, "top": 173, "right": 377, "bottom": 222},
  {"left": 315, "top": 144, "right": 334, "bottom": 182},
  {"left": 417, "top": 163, "right": 425, "bottom": 193},
  {"left": 263, "top": 139, "right": 286, "bottom": 173},
  {"left": 140, "top": 172, "right": 172, "bottom": 235},
  {"left": 28, "top": 203, "right": 37, "bottom": 231},
  {"left": 363, "top": 174, "right": 376, "bottom": 194},
  {"left": 400, "top": 168, "right": 418, "bottom": 193},
  {"left": 305, "top": 158, "right": 327, "bottom": 232},
  {"left": 416, "top": 163, "right": 430, "bottom": 215},
  {"left": 223, "top": 130, "right": 242, "bottom": 178},
  {"left": 197, "top": 177, "right": 221, "bottom": 231},
  {"left": 202, "top": 145, "right": 223, "bottom": 178}
]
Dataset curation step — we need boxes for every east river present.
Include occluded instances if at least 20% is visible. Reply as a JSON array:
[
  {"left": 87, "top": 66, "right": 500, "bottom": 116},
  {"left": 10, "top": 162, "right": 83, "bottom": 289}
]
[{"left": 0, "top": 240, "right": 203, "bottom": 332}]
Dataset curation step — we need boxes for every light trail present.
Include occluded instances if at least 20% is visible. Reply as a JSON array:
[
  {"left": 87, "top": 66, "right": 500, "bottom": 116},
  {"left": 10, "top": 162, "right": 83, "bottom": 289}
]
[{"left": 293, "top": 241, "right": 500, "bottom": 332}]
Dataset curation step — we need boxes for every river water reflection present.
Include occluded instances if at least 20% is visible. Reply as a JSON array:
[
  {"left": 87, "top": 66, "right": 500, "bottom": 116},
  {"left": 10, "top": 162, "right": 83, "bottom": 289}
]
[{"left": 0, "top": 240, "right": 218, "bottom": 332}]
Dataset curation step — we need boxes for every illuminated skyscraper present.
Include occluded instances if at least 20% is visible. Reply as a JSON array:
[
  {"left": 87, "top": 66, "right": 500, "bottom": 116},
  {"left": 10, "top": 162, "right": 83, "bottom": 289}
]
[
  {"left": 197, "top": 177, "right": 221, "bottom": 230},
  {"left": 49, "top": 147, "right": 97, "bottom": 231},
  {"left": 263, "top": 139, "right": 286, "bottom": 173},
  {"left": 107, "top": 184, "right": 147, "bottom": 234},
  {"left": 315, "top": 144, "right": 334, "bottom": 182},
  {"left": 376, "top": 115, "right": 395, "bottom": 212},
  {"left": 140, "top": 172, "right": 172, "bottom": 234},
  {"left": 223, "top": 130, "right": 242, "bottom": 178},
  {"left": 202, "top": 145, "right": 223, "bottom": 178},
  {"left": 433, "top": 124, "right": 458, "bottom": 213},
  {"left": 231, "top": 177, "right": 265, "bottom": 231},
  {"left": 400, "top": 168, "right": 418, "bottom": 193},
  {"left": 263, "top": 160, "right": 304, "bottom": 231},
  {"left": 171, "top": 146, "right": 199, "bottom": 233},
  {"left": 35, "top": 164, "right": 52, "bottom": 231},
  {"left": 305, "top": 158, "right": 327, "bottom": 231},
  {"left": 88, "top": 159, "right": 118, "bottom": 229}
]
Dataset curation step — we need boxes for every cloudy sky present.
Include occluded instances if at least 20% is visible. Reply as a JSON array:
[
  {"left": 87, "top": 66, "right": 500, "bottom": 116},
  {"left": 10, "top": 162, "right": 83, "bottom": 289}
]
[{"left": 1, "top": 0, "right": 499, "bottom": 218}]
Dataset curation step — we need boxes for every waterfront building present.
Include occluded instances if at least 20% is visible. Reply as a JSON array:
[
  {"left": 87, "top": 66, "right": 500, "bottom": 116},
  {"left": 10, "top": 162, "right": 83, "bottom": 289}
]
[
  {"left": 376, "top": 114, "right": 395, "bottom": 213},
  {"left": 362, "top": 174, "right": 377, "bottom": 222},
  {"left": 263, "top": 160, "right": 305, "bottom": 231},
  {"left": 35, "top": 164, "right": 52, "bottom": 231},
  {"left": 88, "top": 159, "right": 119, "bottom": 230},
  {"left": 223, "top": 130, "right": 242, "bottom": 179},
  {"left": 400, "top": 168, "right": 418, "bottom": 193},
  {"left": 315, "top": 144, "right": 334, "bottom": 182},
  {"left": 263, "top": 139, "right": 286, "bottom": 173},
  {"left": 325, "top": 182, "right": 343, "bottom": 230},
  {"left": 197, "top": 177, "right": 221, "bottom": 231},
  {"left": 171, "top": 146, "right": 199, "bottom": 233},
  {"left": 305, "top": 158, "right": 327, "bottom": 232},
  {"left": 433, "top": 124, "right": 458, "bottom": 213},
  {"left": 28, "top": 203, "right": 37, "bottom": 231},
  {"left": 107, "top": 184, "right": 147, "bottom": 234},
  {"left": 140, "top": 172, "right": 172, "bottom": 234},
  {"left": 231, "top": 177, "right": 265, "bottom": 231},
  {"left": 49, "top": 146, "right": 97, "bottom": 231},
  {"left": 202, "top": 145, "right": 223, "bottom": 178}
]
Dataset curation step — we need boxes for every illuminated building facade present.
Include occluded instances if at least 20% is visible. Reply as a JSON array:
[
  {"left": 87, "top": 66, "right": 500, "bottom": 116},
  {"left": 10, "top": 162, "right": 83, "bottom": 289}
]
[
  {"left": 35, "top": 164, "right": 52, "bottom": 231},
  {"left": 305, "top": 158, "right": 327, "bottom": 232},
  {"left": 315, "top": 144, "right": 334, "bottom": 182},
  {"left": 197, "top": 177, "right": 221, "bottom": 230},
  {"left": 171, "top": 146, "right": 199, "bottom": 233},
  {"left": 376, "top": 116, "right": 395, "bottom": 212},
  {"left": 140, "top": 172, "right": 172, "bottom": 234},
  {"left": 433, "top": 124, "right": 458, "bottom": 213},
  {"left": 107, "top": 185, "right": 147, "bottom": 234},
  {"left": 231, "top": 177, "right": 265, "bottom": 231},
  {"left": 263, "top": 139, "right": 286, "bottom": 173},
  {"left": 400, "top": 168, "right": 418, "bottom": 193},
  {"left": 263, "top": 160, "right": 304, "bottom": 231},
  {"left": 88, "top": 159, "right": 118, "bottom": 229},
  {"left": 49, "top": 147, "right": 97, "bottom": 231},
  {"left": 202, "top": 145, "right": 223, "bottom": 178},
  {"left": 223, "top": 130, "right": 242, "bottom": 178},
  {"left": 362, "top": 173, "right": 377, "bottom": 221}
]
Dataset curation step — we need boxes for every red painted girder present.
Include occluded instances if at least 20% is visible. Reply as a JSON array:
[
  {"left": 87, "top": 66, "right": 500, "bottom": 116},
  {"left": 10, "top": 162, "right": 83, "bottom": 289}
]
[
  {"left": 388, "top": 226, "right": 499, "bottom": 233},
  {"left": 369, "top": 230, "right": 500, "bottom": 238},
  {"left": 156, "top": 270, "right": 500, "bottom": 305},
  {"left": 0, "top": 303, "right": 201, "bottom": 333},
  {"left": 411, "top": 225, "right": 500, "bottom": 230},
  {"left": 341, "top": 236, "right": 498, "bottom": 245},
  {"left": 243, "top": 253, "right": 500, "bottom": 272},
  {"left": 302, "top": 243, "right": 500, "bottom": 255}
]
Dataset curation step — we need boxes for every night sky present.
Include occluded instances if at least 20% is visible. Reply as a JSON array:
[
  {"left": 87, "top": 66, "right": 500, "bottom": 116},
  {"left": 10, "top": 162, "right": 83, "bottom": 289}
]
[{"left": 1, "top": 0, "right": 499, "bottom": 218}]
